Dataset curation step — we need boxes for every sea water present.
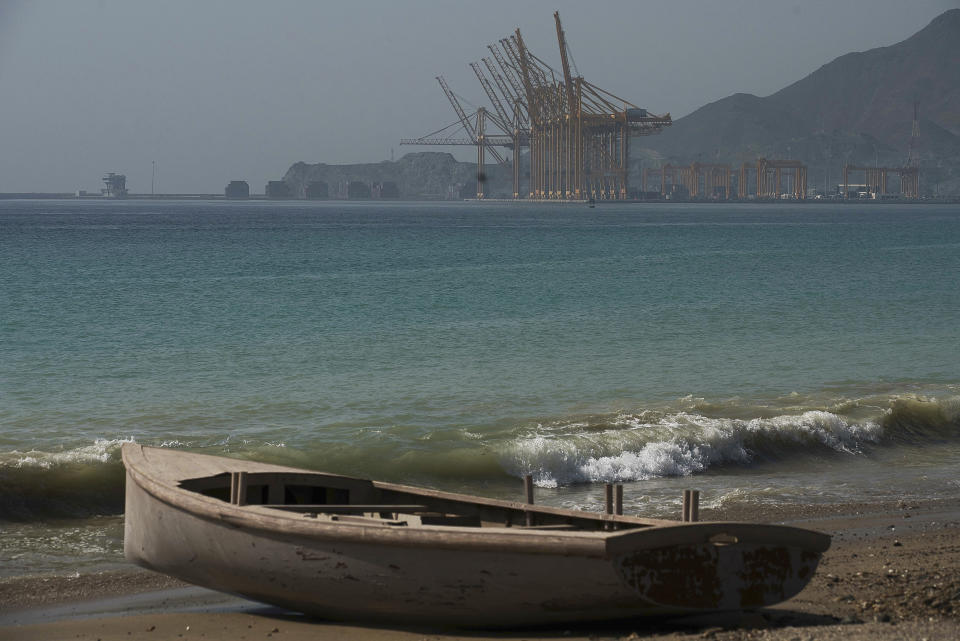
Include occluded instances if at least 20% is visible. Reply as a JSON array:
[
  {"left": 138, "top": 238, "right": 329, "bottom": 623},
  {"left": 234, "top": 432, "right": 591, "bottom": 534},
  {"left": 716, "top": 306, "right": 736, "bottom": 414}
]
[{"left": 2, "top": 199, "right": 959, "bottom": 578}]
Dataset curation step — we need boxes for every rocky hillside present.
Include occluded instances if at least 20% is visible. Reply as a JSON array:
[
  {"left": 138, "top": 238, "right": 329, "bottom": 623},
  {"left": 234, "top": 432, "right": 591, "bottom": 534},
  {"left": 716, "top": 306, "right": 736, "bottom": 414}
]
[
  {"left": 283, "top": 152, "right": 518, "bottom": 200},
  {"left": 639, "top": 9, "right": 960, "bottom": 196}
]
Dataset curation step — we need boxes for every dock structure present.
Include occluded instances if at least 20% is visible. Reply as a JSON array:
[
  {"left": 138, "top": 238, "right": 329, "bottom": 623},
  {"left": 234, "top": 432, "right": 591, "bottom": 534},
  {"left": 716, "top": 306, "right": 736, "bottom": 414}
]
[
  {"left": 696, "top": 163, "right": 733, "bottom": 200},
  {"left": 402, "top": 12, "right": 671, "bottom": 200},
  {"left": 755, "top": 158, "right": 807, "bottom": 200},
  {"left": 101, "top": 173, "right": 128, "bottom": 198},
  {"left": 659, "top": 163, "right": 695, "bottom": 198},
  {"left": 644, "top": 159, "right": 807, "bottom": 200},
  {"left": 839, "top": 102, "right": 921, "bottom": 199},
  {"left": 842, "top": 165, "right": 919, "bottom": 199}
]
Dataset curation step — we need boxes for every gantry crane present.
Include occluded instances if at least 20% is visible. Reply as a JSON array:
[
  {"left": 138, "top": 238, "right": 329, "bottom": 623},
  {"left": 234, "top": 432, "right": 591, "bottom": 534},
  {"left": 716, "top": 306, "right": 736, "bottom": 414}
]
[{"left": 401, "top": 12, "right": 671, "bottom": 200}]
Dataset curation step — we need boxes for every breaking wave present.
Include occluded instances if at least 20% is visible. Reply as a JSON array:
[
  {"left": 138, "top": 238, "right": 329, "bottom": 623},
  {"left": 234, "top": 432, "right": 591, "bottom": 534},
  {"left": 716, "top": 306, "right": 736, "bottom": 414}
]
[
  {"left": 0, "top": 438, "right": 132, "bottom": 521},
  {"left": 498, "top": 410, "right": 883, "bottom": 487},
  {"left": 2, "top": 393, "right": 958, "bottom": 519},
  {"left": 0, "top": 437, "right": 292, "bottom": 521},
  {"left": 498, "top": 394, "right": 960, "bottom": 487}
]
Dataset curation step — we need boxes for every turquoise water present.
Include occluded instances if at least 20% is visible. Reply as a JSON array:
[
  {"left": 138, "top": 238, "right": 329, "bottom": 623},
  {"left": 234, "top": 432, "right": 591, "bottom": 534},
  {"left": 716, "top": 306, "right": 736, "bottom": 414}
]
[{"left": 2, "top": 199, "right": 959, "bottom": 577}]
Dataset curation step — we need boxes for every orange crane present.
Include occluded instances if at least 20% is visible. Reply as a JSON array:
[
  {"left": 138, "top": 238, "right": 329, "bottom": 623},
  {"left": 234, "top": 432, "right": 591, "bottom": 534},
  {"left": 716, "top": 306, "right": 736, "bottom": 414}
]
[{"left": 402, "top": 12, "right": 671, "bottom": 200}]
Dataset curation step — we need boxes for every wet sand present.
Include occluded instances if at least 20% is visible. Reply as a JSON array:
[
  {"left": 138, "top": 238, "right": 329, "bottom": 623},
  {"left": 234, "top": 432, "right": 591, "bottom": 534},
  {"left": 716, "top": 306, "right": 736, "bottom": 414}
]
[{"left": 2, "top": 498, "right": 958, "bottom": 641}]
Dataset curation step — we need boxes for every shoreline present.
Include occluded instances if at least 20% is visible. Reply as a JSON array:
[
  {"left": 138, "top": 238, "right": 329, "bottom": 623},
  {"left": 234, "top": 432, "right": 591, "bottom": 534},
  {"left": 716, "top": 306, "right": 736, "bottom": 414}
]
[
  {"left": 2, "top": 498, "right": 958, "bottom": 640},
  {"left": 3, "top": 194, "right": 958, "bottom": 204}
]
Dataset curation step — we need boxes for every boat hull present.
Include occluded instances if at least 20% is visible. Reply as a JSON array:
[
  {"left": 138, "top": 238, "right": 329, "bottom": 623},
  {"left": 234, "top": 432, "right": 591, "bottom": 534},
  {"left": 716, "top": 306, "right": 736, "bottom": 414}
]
[
  {"left": 123, "top": 445, "right": 828, "bottom": 625},
  {"left": 125, "top": 477, "right": 676, "bottom": 624}
]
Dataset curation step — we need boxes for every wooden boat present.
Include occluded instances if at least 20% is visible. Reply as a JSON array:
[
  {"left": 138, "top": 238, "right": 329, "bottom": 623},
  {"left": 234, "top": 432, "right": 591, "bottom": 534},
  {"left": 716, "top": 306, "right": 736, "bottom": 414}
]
[{"left": 122, "top": 443, "right": 830, "bottom": 626}]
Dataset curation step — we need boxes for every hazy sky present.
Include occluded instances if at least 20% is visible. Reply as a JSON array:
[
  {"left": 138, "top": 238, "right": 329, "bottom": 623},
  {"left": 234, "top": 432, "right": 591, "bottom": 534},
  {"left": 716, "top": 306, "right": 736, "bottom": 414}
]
[{"left": 1, "top": 0, "right": 956, "bottom": 193}]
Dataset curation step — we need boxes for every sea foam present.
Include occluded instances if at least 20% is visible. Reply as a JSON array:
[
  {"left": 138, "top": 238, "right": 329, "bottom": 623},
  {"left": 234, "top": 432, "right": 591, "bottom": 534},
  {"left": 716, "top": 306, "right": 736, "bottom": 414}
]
[
  {"left": 7, "top": 437, "right": 134, "bottom": 469},
  {"left": 500, "top": 410, "right": 883, "bottom": 487}
]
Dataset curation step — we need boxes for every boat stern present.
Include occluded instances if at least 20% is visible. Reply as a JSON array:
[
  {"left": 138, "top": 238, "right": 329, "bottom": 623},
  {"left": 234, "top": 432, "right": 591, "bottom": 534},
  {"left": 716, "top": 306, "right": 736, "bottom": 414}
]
[{"left": 610, "top": 523, "right": 829, "bottom": 611}]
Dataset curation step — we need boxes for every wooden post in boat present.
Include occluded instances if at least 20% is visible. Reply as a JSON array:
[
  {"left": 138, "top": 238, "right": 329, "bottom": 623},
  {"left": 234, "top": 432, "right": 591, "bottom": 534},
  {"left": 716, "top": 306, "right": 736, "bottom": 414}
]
[
  {"left": 682, "top": 489, "right": 700, "bottom": 522},
  {"left": 523, "top": 474, "right": 534, "bottom": 526},
  {"left": 231, "top": 471, "right": 248, "bottom": 506},
  {"left": 615, "top": 484, "right": 624, "bottom": 516},
  {"left": 604, "top": 484, "right": 614, "bottom": 515},
  {"left": 523, "top": 474, "right": 534, "bottom": 504},
  {"left": 237, "top": 472, "right": 248, "bottom": 506}
]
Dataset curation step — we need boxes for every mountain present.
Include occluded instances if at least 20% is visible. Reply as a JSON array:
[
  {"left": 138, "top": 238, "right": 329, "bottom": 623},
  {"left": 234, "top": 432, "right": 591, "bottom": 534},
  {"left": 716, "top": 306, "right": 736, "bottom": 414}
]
[{"left": 640, "top": 9, "right": 960, "bottom": 195}]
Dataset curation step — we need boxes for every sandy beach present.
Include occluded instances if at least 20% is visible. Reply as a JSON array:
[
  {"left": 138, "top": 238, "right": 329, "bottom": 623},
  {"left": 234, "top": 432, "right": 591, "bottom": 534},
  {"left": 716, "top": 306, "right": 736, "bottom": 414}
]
[{"left": 2, "top": 498, "right": 958, "bottom": 641}]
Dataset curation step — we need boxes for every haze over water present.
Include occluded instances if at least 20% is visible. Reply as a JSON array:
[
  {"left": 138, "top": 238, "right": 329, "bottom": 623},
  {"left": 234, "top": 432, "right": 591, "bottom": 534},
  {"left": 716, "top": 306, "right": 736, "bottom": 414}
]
[{"left": 2, "top": 200, "right": 960, "bottom": 578}]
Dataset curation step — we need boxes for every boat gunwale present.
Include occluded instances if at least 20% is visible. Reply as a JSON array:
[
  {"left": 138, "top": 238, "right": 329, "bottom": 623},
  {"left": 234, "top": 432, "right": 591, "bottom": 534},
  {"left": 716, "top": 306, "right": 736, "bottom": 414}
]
[{"left": 123, "top": 444, "right": 830, "bottom": 557}]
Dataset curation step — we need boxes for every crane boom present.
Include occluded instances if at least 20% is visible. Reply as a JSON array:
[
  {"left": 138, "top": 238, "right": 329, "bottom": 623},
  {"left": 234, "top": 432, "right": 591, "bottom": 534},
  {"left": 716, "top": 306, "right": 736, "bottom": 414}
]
[
  {"left": 482, "top": 56, "right": 524, "bottom": 125},
  {"left": 489, "top": 44, "right": 526, "bottom": 102},
  {"left": 512, "top": 30, "right": 539, "bottom": 124},
  {"left": 437, "top": 76, "right": 475, "bottom": 139},
  {"left": 437, "top": 76, "right": 506, "bottom": 164},
  {"left": 554, "top": 11, "right": 577, "bottom": 116},
  {"left": 469, "top": 62, "right": 512, "bottom": 132}
]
